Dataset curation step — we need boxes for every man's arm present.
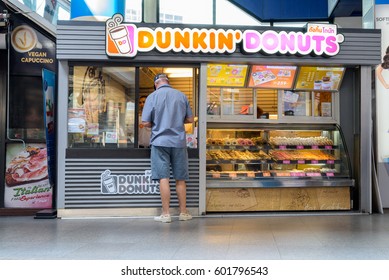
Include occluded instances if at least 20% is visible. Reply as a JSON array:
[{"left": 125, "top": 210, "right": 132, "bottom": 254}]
[
  {"left": 184, "top": 116, "right": 194, "bottom": 123},
  {"left": 142, "top": 121, "right": 152, "bottom": 127}
]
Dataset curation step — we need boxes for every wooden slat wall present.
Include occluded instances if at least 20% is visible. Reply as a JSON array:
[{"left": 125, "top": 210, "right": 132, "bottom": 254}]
[
  {"left": 140, "top": 77, "right": 194, "bottom": 109},
  {"left": 256, "top": 89, "right": 278, "bottom": 115}
]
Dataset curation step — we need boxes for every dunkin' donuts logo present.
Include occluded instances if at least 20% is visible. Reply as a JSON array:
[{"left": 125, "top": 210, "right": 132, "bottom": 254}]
[
  {"left": 100, "top": 169, "right": 160, "bottom": 195},
  {"left": 106, "top": 14, "right": 345, "bottom": 58}
]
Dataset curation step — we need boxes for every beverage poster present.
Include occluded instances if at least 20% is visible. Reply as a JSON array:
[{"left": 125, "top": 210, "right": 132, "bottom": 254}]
[
  {"left": 4, "top": 143, "right": 52, "bottom": 208},
  {"left": 42, "top": 69, "right": 56, "bottom": 188},
  {"left": 295, "top": 66, "right": 344, "bottom": 91},
  {"left": 207, "top": 64, "right": 248, "bottom": 87},
  {"left": 248, "top": 65, "right": 297, "bottom": 89}
]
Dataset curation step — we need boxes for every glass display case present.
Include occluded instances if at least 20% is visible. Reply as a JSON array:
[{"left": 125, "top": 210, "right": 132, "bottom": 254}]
[{"left": 206, "top": 123, "right": 354, "bottom": 189}]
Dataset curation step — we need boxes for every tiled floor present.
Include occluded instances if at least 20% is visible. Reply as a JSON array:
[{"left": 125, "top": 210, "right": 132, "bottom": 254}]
[{"left": 1, "top": 212, "right": 389, "bottom": 260}]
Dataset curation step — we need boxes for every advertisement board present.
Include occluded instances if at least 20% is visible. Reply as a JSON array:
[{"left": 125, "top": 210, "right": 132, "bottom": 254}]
[
  {"left": 207, "top": 64, "right": 248, "bottom": 87},
  {"left": 248, "top": 65, "right": 297, "bottom": 89},
  {"left": 294, "top": 66, "right": 345, "bottom": 91}
]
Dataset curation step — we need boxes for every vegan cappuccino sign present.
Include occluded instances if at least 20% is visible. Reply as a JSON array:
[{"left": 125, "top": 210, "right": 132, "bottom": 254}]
[
  {"left": 100, "top": 169, "right": 159, "bottom": 195},
  {"left": 106, "top": 14, "right": 344, "bottom": 58}
]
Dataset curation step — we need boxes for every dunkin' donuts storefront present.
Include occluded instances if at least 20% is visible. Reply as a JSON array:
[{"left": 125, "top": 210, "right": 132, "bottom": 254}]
[{"left": 55, "top": 14, "right": 380, "bottom": 218}]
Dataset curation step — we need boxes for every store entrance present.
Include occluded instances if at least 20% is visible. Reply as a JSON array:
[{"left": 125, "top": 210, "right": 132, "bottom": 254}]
[{"left": 138, "top": 66, "right": 199, "bottom": 149}]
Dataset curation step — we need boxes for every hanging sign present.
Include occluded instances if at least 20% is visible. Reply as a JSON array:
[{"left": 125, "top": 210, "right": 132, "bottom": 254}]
[{"left": 105, "top": 14, "right": 345, "bottom": 58}]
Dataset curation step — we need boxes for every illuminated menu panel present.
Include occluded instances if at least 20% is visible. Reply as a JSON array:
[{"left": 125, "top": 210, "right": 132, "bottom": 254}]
[
  {"left": 295, "top": 66, "right": 345, "bottom": 91},
  {"left": 207, "top": 64, "right": 248, "bottom": 87},
  {"left": 248, "top": 65, "right": 297, "bottom": 89}
]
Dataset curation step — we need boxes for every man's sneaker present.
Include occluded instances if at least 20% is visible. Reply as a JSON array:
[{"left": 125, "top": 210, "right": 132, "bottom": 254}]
[
  {"left": 154, "top": 214, "right": 171, "bottom": 223},
  {"left": 179, "top": 212, "right": 192, "bottom": 221}
]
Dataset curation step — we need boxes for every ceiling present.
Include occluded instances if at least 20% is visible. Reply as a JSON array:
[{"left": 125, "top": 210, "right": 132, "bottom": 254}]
[{"left": 228, "top": 0, "right": 362, "bottom": 22}]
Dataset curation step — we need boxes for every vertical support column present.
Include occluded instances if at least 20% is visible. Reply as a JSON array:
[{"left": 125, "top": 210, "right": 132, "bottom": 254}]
[
  {"left": 198, "top": 63, "right": 208, "bottom": 215},
  {"left": 143, "top": 0, "right": 158, "bottom": 23},
  {"left": 360, "top": 65, "right": 372, "bottom": 213},
  {"left": 56, "top": 60, "right": 69, "bottom": 210}
]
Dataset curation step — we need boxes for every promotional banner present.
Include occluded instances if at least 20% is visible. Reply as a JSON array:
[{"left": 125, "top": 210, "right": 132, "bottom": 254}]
[
  {"left": 295, "top": 66, "right": 345, "bottom": 91},
  {"left": 42, "top": 69, "right": 56, "bottom": 188},
  {"left": 10, "top": 19, "right": 56, "bottom": 75},
  {"left": 207, "top": 64, "right": 248, "bottom": 87},
  {"left": 4, "top": 143, "right": 52, "bottom": 208},
  {"left": 375, "top": 2, "right": 389, "bottom": 206},
  {"left": 248, "top": 65, "right": 297, "bottom": 89}
]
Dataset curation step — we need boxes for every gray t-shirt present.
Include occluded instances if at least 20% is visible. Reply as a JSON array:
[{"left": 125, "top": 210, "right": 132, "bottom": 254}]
[{"left": 141, "top": 84, "right": 193, "bottom": 148}]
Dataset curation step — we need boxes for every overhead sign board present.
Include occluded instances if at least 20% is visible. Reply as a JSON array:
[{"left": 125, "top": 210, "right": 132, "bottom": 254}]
[{"left": 105, "top": 14, "right": 345, "bottom": 58}]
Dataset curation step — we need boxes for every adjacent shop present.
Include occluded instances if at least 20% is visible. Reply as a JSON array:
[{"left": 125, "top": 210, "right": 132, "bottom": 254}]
[
  {"left": 55, "top": 15, "right": 380, "bottom": 217},
  {"left": 0, "top": 5, "right": 56, "bottom": 215}
]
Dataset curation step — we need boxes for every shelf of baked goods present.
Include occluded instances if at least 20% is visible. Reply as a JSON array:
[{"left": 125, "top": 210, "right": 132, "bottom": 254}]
[{"left": 206, "top": 169, "right": 345, "bottom": 180}]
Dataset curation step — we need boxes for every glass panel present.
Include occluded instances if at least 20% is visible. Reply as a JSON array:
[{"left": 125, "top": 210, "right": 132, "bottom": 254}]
[
  {"left": 216, "top": 0, "right": 263, "bottom": 26},
  {"left": 314, "top": 92, "right": 332, "bottom": 117},
  {"left": 207, "top": 88, "right": 221, "bottom": 116},
  {"left": 282, "top": 91, "right": 312, "bottom": 117},
  {"left": 8, "top": 76, "right": 45, "bottom": 140},
  {"left": 68, "top": 66, "right": 136, "bottom": 148},
  {"left": 221, "top": 88, "right": 254, "bottom": 116},
  {"left": 159, "top": 0, "right": 212, "bottom": 24},
  {"left": 125, "top": 0, "right": 142, "bottom": 22},
  {"left": 256, "top": 89, "right": 277, "bottom": 119}
]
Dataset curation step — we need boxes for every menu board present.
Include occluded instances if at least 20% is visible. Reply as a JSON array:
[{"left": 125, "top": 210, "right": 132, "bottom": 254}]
[
  {"left": 207, "top": 64, "right": 248, "bottom": 87},
  {"left": 248, "top": 65, "right": 297, "bottom": 89},
  {"left": 295, "top": 67, "right": 345, "bottom": 91}
]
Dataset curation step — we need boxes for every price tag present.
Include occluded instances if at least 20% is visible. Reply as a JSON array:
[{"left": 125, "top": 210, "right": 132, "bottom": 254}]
[
  {"left": 283, "top": 160, "right": 291, "bottom": 164},
  {"left": 298, "top": 160, "right": 305, "bottom": 164},
  {"left": 276, "top": 172, "right": 290, "bottom": 177},
  {"left": 279, "top": 145, "right": 287, "bottom": 150},
  {"left": 212, "top": 173, "right": 221, "bottom": 178},
  {"left": 296, "top": 145, "right": 304, "bottom": 149},
  {"left": 247, "top": 172, "right": 255, "bottom": 178},
  {"left": 327, "top": 160, "right": 335, "bottom": 164},
  {"left": 229, "top": 173, "right": 237, "bottom": 178},
  {"left": 325, "top": 145, "right": 333, "bottom": 150},
  {"left": 263, "top": 172, "right": 271, "bottom": 177},
  {"left": 311, "top": 160, "right": 319, "bottom": 164},
  {"left": 311, "top": 145, "right": 319, "bottom": 149},
  {"left": 291, "top": 172, "right": 305, "bottom": 177},
  {"left": 306, "top": 172, "right": 321, "bottom": 177},
  {"left": 326, "top": 172, "right": 335, "bottom": 177}
]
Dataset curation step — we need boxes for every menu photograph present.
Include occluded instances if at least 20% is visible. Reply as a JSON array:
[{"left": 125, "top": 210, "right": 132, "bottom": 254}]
[
  {"left": 295, "top": 66, "right": 345, "bottom": 91},
  {"left": 248, "top": 65, "right": 297, "bottom": 89},
  {"left": 207, "top": 64, "right": 248, "bottom": 87}
]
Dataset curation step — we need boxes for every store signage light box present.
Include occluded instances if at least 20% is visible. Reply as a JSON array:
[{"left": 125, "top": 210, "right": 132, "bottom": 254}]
[
  {"left": 105, "top": 14, "right": 345, "bottom": 58},
  {"left": 248, "top": 65, "right": 297, "bottom": 89},
  {"left": 295, "top": 66, "right": 345, "bottom": 91}
]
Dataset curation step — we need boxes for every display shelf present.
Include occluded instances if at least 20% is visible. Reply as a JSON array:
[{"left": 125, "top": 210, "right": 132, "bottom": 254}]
[{"left": 205, "top": 123, "right": 353, "bottom": 189}]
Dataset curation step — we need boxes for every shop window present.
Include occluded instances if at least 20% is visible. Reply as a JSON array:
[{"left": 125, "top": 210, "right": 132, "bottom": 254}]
[
  {"left": 207, "top": 87, "right": 255, "bottom": 119},
  {"left": 256, "top": 89, "right": 278, "bottom": 119},
  {"left": 68, "top": 66, "right": 136, "bottom": 148},
  {"left": 8, "top": 76, "right": 45, "bottom": 140},
  {"left": 314, "top": 92, "right": 333, "bottom": 117},
  {"left": 282, "top": 91, "right": 312, "bottom": 117}
]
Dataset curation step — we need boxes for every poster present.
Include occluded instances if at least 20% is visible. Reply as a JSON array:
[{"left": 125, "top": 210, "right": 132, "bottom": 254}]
[
  {"left": 207, "top": 64, "right": 248, "bottom": 87},
  {"left": 295, "top": 66, "right": 345, "bottom": 91},
  {"left": 248, "top": 65, "right": 297, "bottom": 89},
  {"left": 42, "top": 69, "right": 56, "bottom": 187},
  {"left": 4, "top": 143, "right": 52, "bottom": 208}
]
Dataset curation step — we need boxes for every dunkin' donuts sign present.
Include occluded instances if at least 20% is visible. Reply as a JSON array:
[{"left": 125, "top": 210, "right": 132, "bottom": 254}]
[{"left": 106, "top": 14, "right": 344, "bottom": 58}]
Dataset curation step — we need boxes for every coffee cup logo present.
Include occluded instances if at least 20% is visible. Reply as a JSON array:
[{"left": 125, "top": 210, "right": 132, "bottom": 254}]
[
  {"left": 11, "top": 25, "right": 42, "bottom": 53},
  {"left": 106, "top": 14, "right": 132, "bottom": 54}
]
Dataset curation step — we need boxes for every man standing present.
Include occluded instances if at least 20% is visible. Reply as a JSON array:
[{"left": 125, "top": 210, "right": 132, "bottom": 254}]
[{"left": 142, "top": 73, "right": 194, "bottom": 223}]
